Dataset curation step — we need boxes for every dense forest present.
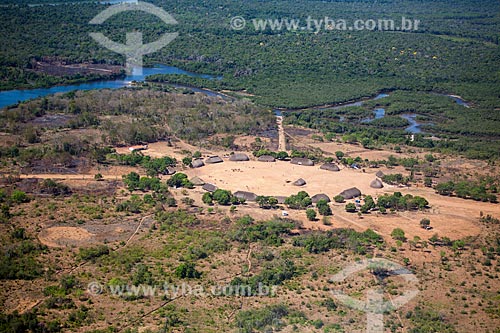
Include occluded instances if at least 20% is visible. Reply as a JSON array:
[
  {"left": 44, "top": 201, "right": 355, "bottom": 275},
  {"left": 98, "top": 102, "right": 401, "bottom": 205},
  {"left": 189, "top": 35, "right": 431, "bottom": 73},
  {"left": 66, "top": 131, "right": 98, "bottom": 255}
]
[
  {"left": 284, "top": 91, "right": 500, "bottom": 159},
  {"left": 0, "top": 0, "right": 499, "bottom": 108}
]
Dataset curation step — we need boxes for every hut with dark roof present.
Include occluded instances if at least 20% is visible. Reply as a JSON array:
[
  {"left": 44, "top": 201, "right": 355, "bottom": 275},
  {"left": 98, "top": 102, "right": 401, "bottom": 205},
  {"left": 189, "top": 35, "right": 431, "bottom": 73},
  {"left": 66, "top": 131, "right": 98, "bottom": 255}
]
[
  {"left": 229, "top": 153, "right": 249, "bottom": 161},
  {"left": 163, "top": 168, "right": 176, "bottom": 175},
  {"left": 311, "top": 193, "right": 331, "bottom": 203},
  {"left": 376, "top": 171, "right": 385, "bottom": 178},
  {"left": 205, "top": 156, "right": 223, "bottom": 164},
  {"left": 190, "top": 176, "right": 205, "bottom": 186},
  {"left": 234, "top": 191, "right": 257, "bottom": 202},
  {"left": 258, "top": 155, "right": 276, "bottom": 162},
  {"left": 202, "top": 183, "right": 218, "bottom": 192},
  {"left": 293, "top": 178, "right": 307, "bottom": 186},
  {"left": 339, "top": 187, "right": 362, "bottom": 199},
  {"left": 370, "top": 178, "right": 384, "bottom": 189},
  {"left": 320, "top": 163, "right": 340, "bottom": 172},
  {"left": 275, "top": 196, "right": 288, "bottom": 204},
  {"left": 290, "top": 157, "right": 314, "bottom": 166},
  {"left": 191, "top": 159, "right": 205, "bottom": 168}
]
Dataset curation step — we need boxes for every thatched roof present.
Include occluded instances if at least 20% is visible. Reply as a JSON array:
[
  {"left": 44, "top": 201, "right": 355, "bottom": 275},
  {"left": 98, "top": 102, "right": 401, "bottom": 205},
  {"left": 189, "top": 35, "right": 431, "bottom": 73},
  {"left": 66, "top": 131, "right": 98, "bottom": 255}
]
[
  {"left": 290, "top": 157, "right": 314, "bottom": 166},
  {"left": 190, "top": 176, "right": 205, "bottom": 186},
  {"left": 370, "top": 178, "right": 384, "bottom": 189},
  {"left": 320, "top": 163, "right": 340, "bottom": 172},
  {"left": 202, "top": 183, "right": 218, "bottom": 192},
  {"left": 311, "top": 193, "right": 331, "bottom": 203},
  {"left": 339, "top": 187, "right": 362, "bottom": 199},
  {"left": 234, "top": 191, "right": 257, "bottom": 202},
  {"left": 191, "top": 159, "right": 205, "bottom": 168},
  {"left": 293, "top": 178, "right": 306, "bottom": 186},
  {"left": 163, "top": 168, "right": 176, "bottom": 175},
  {"left": 275, "top": 196, "right": 288, "bottom": 204},
  {"left": 376, "top": 171, "right": 385, "bottom": 178},
  {"left": 205, "top": 156, "right": 223, "bottom": 164},
  {"left": 229, "top": 153, "right": 249, "bottom": 162},
  {"left": 258, "top": 155, "right": 276, "bottom": 162}
]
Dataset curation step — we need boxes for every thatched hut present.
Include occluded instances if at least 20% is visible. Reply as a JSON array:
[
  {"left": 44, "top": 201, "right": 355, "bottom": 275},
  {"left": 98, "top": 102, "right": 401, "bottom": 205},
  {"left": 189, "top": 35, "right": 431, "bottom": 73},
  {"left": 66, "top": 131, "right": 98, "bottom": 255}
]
[
  {"left": 376, "top": 171, "right": 385, "bottom": 178},
  {"left": 229, "top": 153, "right": 250, "bottom": 162},
  {"left": 275, "top": 196, "right": 288, "bottom": 204},
  {"left": 370, "top": 178, "right": 384, "bottom": 189},
  {"left": 205, "top": 156, "right": 223, "bottom": 164},
  {"left": 290, "top": 157, "right": 314, "bottom": 166},
  {"left": 320, "top": 163, "right": 340, "bottom": 172},
  {"left": 191, "top": 159, "right": 205, "bottom": 168},
  {"left": 339, "top": 187, "right": 361, "bottom": 199},
  {"left": 293, "top": 178, "right": 306, "bottom": 186},
  {"left": 202, "top": 183, "right": 218, "bottom": 192},
  {"left": 234, "top": 191, "right": 257, "bottom": 202},
  {"left": 311, "top": 193, "right": 331, "bottom": 203},
  {"left": 163, "top": 168, "right": 176, "bottom": 175},
  {"left": 258, "top": 155, "right": 276, "bottom": 162},
  {"left": 190, "top": 176, "right": 205, "bottom": 186}
]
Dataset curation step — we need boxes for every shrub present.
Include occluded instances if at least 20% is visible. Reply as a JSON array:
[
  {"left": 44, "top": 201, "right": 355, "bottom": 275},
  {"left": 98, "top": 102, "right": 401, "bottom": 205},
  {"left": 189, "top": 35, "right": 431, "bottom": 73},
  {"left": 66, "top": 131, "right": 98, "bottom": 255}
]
[
  {"left": 316, "top": 199, "right": 332, "bottom": 216},
  {"left": 202, "top": 192, "right": 213, "bottom": 205},
  {"left": 334, "top": 195, "right": 345, "bottom": 203},
  {"left": 256, "top": 196, "right": 278, "bottom": 209},
  {"left": 10, "top": 190, "right": 29, "bottom": 204},
  {"left": 420, "top": 218, "right": 431, "bottom": 228},
  {"left": 293, "top": 228, "right": 382, "bottom": 254},
  {"left": 175, "top": 262, "right": 201, "bottom": 279},
  {"left": 235, "top": 304, "right": 289, "bottom": 333},
  {"left": 345, "top": 203, "right": 357, "bottom": 213},
  {"left": 78, "top": 245, "right": 109, "bottom": 261},
  {"left": 391, "top": 228, "right": 406, "bottom": 242},
  {"left": 306, "top": 209, "right": 317, "bottom": 221},
  {"left": 285, "top": 191, "right": 312, "bottom": 209},
  {"left": 166, "top": 173, "right": 193, "bottom": 188}
]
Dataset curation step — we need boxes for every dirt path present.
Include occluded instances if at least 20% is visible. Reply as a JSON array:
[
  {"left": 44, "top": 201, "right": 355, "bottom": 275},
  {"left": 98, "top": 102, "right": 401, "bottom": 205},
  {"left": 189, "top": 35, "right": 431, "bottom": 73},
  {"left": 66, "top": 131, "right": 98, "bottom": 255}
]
[
  {"left": 125, "top": 214, "right": 153, "bottom": 246},
  {"left": 277, "top": 116, "right": 287, "bottom": 152}
]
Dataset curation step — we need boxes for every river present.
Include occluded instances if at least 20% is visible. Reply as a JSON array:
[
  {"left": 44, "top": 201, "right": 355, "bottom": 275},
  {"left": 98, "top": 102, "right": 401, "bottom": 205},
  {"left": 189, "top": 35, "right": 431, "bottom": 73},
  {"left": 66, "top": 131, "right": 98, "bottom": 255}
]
[
  {"left": 273, "top": 92, "right": 469, "bottom": 134},
  {"left": 1, "top": 66, "right": 469, "bottom": 135},
  {"left": 0, "top": 65, "right": 223, "bottom": 109}
]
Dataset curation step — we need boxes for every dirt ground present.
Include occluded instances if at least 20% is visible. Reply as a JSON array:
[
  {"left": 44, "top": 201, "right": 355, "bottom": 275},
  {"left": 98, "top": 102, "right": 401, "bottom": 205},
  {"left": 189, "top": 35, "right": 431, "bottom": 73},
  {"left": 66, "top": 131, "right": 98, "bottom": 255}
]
[
  {"left": 20, "top": 136, "right": 500, "bottom": 244},
  {"left": 38, "top": 226, "right": 95, "bottom": 248}
]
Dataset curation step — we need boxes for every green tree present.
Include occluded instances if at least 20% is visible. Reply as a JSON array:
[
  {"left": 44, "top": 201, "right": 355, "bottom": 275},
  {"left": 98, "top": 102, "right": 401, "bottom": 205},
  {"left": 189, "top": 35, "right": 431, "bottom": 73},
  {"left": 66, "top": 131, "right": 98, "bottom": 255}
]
[
  {"left": 335, "top": 151, "right": 344, "bottom": 160},
  {"left": 435, "top": 181, "right": 455, "bottom": 196},
  {"left": 420, "top": 218, "right": 431, "bottom": 228},
  {"left": 424, "top": 177, "right": 433, "bottom": 187},
  {"left": 316, "top": 199, "right": 332, "bottom": 216},
  {"left": 10, "top": 190, "right": 29, "bottom": 204},
  {"left": 306, "top": 209, "right": 317, "bottom": 221},
  {"left": 182, "top": 156, "right": 193, "bottom": 166},
  {"left": 202, "top": 192, "right": 213, "bottom": 205},
  {"left": 345, "top": 203, "right": 357, "bottom": 213},
  {"left": 334, "top": 195, "right": 345, "bottom": 203},
  {"left": 167, "top": 173, "right": 193, "bottom": 188},
  {"left": 122, "top": 172, "right": 140, "bottom": 191},
  {"left": 212, "top": 189, "right": 232, "bottom": 205},
  {"left": 257, "top": 196, "right": 279, "bottom": 209},
  {"left": 175, "top": 262, "right": 201, "bottom": 279},
  {"left": 276, "top": 151, "right": 289, "bottom": 160},
  {"left": 285, "top": 191, "right": 311, "bottom": 209},
  {"left": 391, "top": 228, "right": 406, "bottom": 241}
]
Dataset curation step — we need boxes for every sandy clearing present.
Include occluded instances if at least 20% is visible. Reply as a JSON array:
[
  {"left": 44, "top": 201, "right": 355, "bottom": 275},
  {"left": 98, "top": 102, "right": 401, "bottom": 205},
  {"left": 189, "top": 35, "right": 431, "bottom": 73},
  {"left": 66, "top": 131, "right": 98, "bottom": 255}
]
[
  {"left": 183, "top": 158, "right": 498, "bottom": 240},
  {"left": 185, "top": 159, "right": 384, "bottom": 198},
  {"left": 38, "top": 226, "right": 95, "bottom": 247}
]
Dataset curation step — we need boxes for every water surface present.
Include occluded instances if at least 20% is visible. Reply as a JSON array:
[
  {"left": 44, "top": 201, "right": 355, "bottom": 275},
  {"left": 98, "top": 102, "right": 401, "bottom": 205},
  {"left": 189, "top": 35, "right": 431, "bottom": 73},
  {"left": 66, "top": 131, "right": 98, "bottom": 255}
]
[{"left": 0, "top": 65, "right": 221, "bottom": 108}]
